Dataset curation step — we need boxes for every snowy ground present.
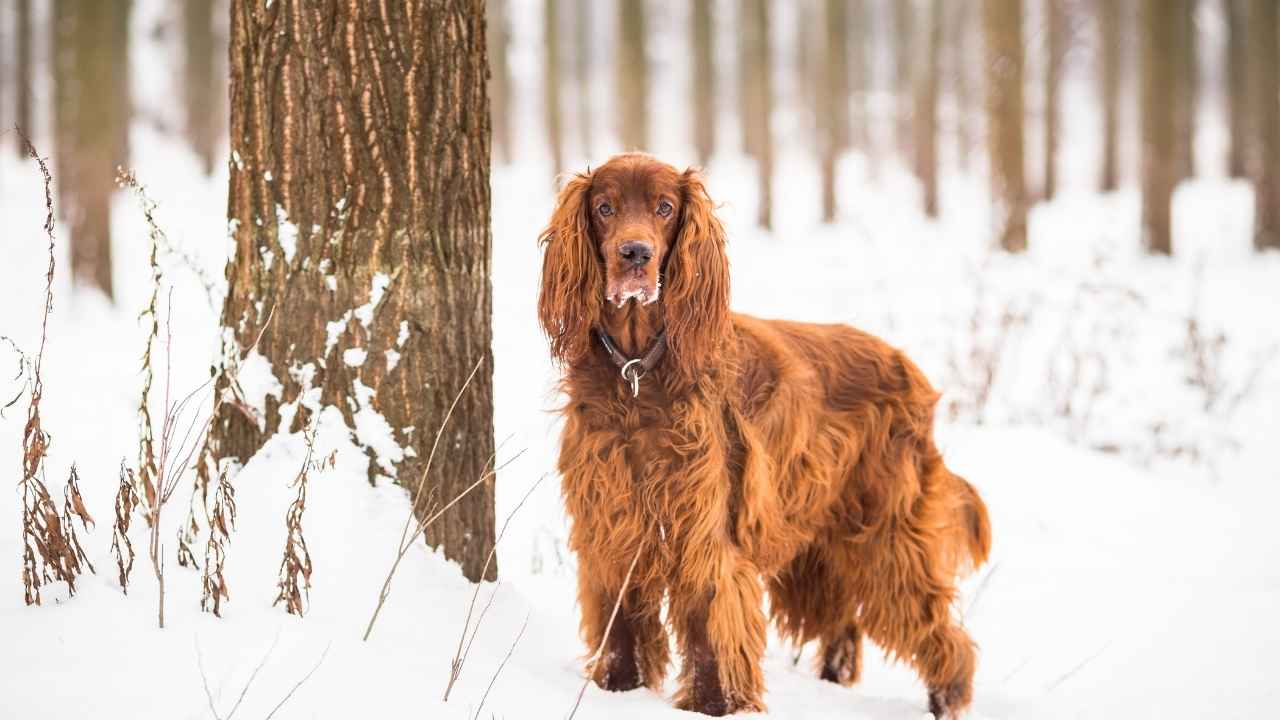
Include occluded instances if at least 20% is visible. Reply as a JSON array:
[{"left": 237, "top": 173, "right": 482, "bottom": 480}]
[
  {"left": 3, "top": 1, "right": 1279, "bottom": 717},
  {"left": 3, "top": 135, "right": 1278, "bottom": 718}
]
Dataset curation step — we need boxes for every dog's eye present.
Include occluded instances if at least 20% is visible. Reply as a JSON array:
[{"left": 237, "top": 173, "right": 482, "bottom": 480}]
[
  {"left": 657, "top": 200, "right": 673, "bottom": 217},
  {"left": 598, "top": 203, "right": 614, "bottom": 217}
]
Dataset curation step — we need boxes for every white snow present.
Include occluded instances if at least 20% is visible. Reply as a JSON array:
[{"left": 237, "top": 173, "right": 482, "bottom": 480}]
[
  {"left": 342, "top": 347, "right": 367, "bottom": 367},
  {"left": 0, "top": 1, "right": 1277, "bottom": 718}
]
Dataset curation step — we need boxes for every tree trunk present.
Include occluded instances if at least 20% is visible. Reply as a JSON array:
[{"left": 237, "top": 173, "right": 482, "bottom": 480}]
[
  {"left": 489, "top": 0, "right": 512, "bottom": 165},
  {"left": 950, "top": 0, "right": 975, "bottom": 171},
  {"left": 984, "top": 0, "right": 1027, "bottom": 252},
  {"left": 893, "top": 0, "right": 916, "bottom": 162},
  {"left": 1098, "top": 0, "right": 1122, "bottom": 192},
  {"left": 184, "top": 0, "right": 221, "bottom": 175},
  {"left": 210, "top": 0, "right": 497, "bottom": 582},
  {"left": 575, "top": 0, "right": 594, "bottom": 161},
  {"left": 14, "top": 0, "right": 33, "bottom": 156},
  {"left": 819, "top": 0, "right": 850, "bottom": 222},
  {"left": 915, "top": 0, "right": 942, "bottom": 218},
  {"left": 617, "top": 0, "right": 649, "bottom": 151},
  {"left": 1173, "top": 0, "right": 1198, "bottom": 180},
  {"left": 741, "top": 0, "right": 773, "bottom": 230},
  {"left": 53, "top": 0, "right": 131, "bottom": 299},
  {"left": 692, "top": 0, "right": 715, "bottom": 166},
  {"left": 1223, "top": 0, "right": 1248, "bottom": 179},
  {"left": 1043, "top": 0, "right": 1065, "bottom": 201},
  {"left": 1141, "top": 0, "right": 1176, "bottom": 254},
  {"left": 1251, "top": 0, "right": 1280, "bottom": 250},
  {"left": 848, "top": 0, "right": 871, "bottom": 155},
  {"left": 544, "top": 0, "right": 564, "bottom": 179}
]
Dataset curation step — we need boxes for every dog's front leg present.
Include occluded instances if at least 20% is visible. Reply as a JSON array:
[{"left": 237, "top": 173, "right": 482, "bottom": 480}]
[
  {"left": 576, "top": 566, "right": 669, "bottom": 692},
  {"left": 670, "top": 550, "right": 767, "bottom": 715}
]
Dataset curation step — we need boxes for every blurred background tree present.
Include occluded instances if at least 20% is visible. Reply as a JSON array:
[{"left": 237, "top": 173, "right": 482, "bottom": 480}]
[
  {"left": 51, "top": 0, "right": 131, "bottom": 298},
  {"left": 3, "top": 0, "right": 1279, "bottom": 295}
]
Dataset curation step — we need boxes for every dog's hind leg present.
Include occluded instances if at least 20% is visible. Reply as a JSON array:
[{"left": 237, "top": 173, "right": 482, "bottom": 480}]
[
  {"left": 851, "top": 494, "right": 978, "bottom": 718},
  {"left": 818, "top": 622, "right": 864, "bottom": 686},
  {"left": 768, "top": 544, "right": 864, "bottom": 686}
]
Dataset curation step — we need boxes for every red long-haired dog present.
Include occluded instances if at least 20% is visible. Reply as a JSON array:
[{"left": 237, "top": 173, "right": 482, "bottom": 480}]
[{"left": 538, "top": 154, "right": 991, "bottom": 718}]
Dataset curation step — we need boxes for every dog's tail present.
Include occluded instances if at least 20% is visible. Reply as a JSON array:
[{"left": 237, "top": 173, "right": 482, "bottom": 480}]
[{"left": 949, "top": 472, "right": 992, "bottom": 575}]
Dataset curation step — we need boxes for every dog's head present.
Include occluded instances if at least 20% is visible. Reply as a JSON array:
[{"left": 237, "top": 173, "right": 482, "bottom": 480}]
[{"left": 538, "top": 153, "right": 730, "bottom": 377}]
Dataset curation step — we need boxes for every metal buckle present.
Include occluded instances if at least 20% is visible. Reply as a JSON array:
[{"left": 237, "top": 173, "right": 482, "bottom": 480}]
[{"left": 620, "top": 359, "right": 644, "bottom": 398}]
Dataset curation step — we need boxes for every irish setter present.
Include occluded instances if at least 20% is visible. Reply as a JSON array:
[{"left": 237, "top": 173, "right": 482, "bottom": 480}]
[{"left": 538, "top": 153, "right": 991, "bottom": 718}]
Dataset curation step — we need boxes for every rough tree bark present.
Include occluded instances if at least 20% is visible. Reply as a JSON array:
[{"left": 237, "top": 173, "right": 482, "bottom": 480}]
[
  {"left": 209, "top": 0, "right": 497, "bottom": 581},
  {"left": 1250, "top": 0, "right": 1280, "bottom": 250},
  {"left": 544, "top": 0, "right": 564, "bottom": 178},
  {"left": 52, "top": 0, "right": 131, "bottom": 298},
  {"left": 1098, "top": 0, "right": 1122, "bottom": 192},
  {"left": 184, "top": 0, "right": 222, "bottom": 175},
  {"left": 1043, "top": 0, "right": 1065, "bottom": 201},
  {"left": 489, "top": 0, "right": 512, "bottom": 164},
  {"left": 1223, "top": 0, "right": 1248, "bottom": 179},
  {"left": 915, "top": 0, "right": 942, "bottom": 218},
  {"left": 818, "top": 0, "right": 850, "bottom": 222},
  {"left": 692, "top": 0, "right": 715, "bottom": 166},
  {"left": 984, "top": 0, "right": 1028, "bottom": 252},
  {"left": 617, "top": 0, "right": 649, "bottom": 150},
  {"left": 1140, "top": 0, "right": 1176, "bottom": 254},
  {"left": 740, "top": 0, "right": 773, "bottom": 230}
]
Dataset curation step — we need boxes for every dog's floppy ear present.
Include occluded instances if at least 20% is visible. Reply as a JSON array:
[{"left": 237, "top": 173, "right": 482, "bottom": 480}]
[
  {"left": 663, "top": 167, "right": 731, "bottom": 382},
  {"left": 538, "top": 171, "right": 602, "bottom": 366}
]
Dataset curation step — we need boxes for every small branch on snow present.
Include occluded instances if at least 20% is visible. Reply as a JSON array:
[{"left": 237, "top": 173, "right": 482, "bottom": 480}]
[
  {"left": 471, "top": 614, "right": 530, "bottom": 720},
  {"left": 263, "top": 642, "right": 332, "bottom": 720},
  {"left": 362, "top": 355, "right": 524, "bottom": 642},
  {"left": 444, "top": 474, "right": 547, "bottom": 701}
]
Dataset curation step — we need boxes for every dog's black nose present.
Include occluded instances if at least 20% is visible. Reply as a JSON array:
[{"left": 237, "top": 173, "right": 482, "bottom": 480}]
[{"left": 618, "top": 241, "right": 653, "bottom": 267}]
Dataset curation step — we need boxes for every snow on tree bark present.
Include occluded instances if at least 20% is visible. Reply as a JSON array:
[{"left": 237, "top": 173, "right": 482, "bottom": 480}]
[{"left": 210, "top": 0, "right": 497, "bottom": 582}]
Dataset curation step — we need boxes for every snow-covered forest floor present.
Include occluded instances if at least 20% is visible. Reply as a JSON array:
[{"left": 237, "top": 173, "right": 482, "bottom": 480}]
[
  {"left": 3, "top": 1, "right": 1279, "bottom": 718},
  {"left": 3, "top": 136, "right": 1278, "bottom": 718}
]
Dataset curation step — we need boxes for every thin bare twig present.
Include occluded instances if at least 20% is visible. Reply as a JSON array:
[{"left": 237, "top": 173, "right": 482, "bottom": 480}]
[
  {"left": 263, "top": 643, "right": 332, "bottom": 720},
  {"left": 362, "top": 355, "right": 520, "bottom": 641},
  {"left": 226, "top": 631, "right": 281, "bottom": 720},
  {"left": 963, "top": 561, "right": 1001, "bottom": 621},
  {"left": 472, "top": 614, "right": 530, "bottom": 720},
  {"left": 444, "top": 474, "right": 547, "bottom": 700},
  {"left": 362, "top": 445, "right": 524, "bottom": 641},
  {"left": 1044, "top": 641, "right": 1112, "bottom": 693},
  {"left": 195, "top": 638, "right": 223, "bottom": 720}
]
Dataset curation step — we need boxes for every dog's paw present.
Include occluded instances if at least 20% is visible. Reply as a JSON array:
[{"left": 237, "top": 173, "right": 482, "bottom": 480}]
[
  {"left": 593, "top": 651, "right": 642, "bottom": 692},
  {"left": 673, "top": 691, "right": 763, "bottom": 716},
  {"left": 818, "top": 629, "right": 861, "bottom": 686},
  {"left": 926, "top": 680, "right": 972, "bottom": 719}
]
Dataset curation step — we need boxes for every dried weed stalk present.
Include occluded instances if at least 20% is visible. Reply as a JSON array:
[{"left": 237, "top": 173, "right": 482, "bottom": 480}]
[
  {"left": 274, "top": 428, "right": 318, "bottom": 616},
  {"left": 16, "top": 133, "right": 96, "bottom": 605},
  {"left": 944, "top": 268, "right": 1032, "bottom": 425},
  {"left": 118, "top": 169, "right": 218, "bottom": 309},
  {"left": 201, "top": 468, "right": 237, "bottom": 617},
  {"left": 110, "top": 461, "right": 142, "bottom": 593}
]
